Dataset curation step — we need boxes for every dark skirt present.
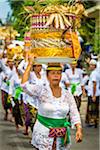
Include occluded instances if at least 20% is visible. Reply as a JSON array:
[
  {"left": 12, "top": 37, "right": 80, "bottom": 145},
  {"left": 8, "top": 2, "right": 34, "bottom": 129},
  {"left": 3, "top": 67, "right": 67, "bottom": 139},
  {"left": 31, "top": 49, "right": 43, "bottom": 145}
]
[
  {"left": 1, "top": 90, "right": 5, "bottom": 108},
  {"left": 28, "top": 104, "right": 37, "bottom": 132},
  {"left": 24, "top": 103, "right": 31, "bottom": 127},
  {"left": 1, "top": 90, "right": 12, "bottom": 110},
  {"left": 12, "top": 99, "right": 23, "bottom": 126},
  {"left": 85, "top": 96, "right": 99, "bottom": 126}
]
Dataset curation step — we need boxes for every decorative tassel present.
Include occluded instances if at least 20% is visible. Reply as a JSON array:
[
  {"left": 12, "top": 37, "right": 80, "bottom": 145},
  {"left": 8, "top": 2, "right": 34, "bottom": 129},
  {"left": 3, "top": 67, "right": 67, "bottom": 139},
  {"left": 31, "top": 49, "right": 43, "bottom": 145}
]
[
  {"left": 64, "top": 134, "right": 67, "bottom": 145},
  {"left": 52, "top": 137, "right": 56, "bottom": 150}
]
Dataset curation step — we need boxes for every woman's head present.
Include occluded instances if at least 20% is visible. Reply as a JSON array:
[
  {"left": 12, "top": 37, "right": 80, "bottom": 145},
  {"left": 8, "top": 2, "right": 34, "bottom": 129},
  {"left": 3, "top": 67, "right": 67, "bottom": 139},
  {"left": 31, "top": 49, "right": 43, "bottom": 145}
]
[
  {"left": 7, "top": 59, "right": 14, "bottom": 69},
  {"left": 32, "top": 64, "right": 42, "bottom": 73},
  {"left": 89, "top": 59, "right": 97, "bottom": 70},
  {"left": 46, "top": 63, "right": 62, "bottom": 86},
  {"left": 70, "top": 60, "right": 77, "bottom": 69}
]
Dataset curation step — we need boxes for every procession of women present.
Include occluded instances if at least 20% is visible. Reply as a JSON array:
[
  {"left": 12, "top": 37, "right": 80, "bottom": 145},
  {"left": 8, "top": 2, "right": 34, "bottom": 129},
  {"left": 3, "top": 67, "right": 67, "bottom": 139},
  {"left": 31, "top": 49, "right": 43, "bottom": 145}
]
[
  {"left": 0, "top": 0, "right": 100, "bottom": 150},
  {"left": 0, "top": 49, "right": 100, "bottom": 150}
]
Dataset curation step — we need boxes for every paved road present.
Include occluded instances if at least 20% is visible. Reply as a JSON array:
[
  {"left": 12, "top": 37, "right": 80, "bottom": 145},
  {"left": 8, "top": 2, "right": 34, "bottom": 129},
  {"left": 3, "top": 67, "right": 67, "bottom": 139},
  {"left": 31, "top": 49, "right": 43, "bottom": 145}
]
[
  {"left": 0, "top": 110, "right": 35, "bottom": 150},
  {"left": 0, "top": 96, "right": 99, "bottom": 150}
]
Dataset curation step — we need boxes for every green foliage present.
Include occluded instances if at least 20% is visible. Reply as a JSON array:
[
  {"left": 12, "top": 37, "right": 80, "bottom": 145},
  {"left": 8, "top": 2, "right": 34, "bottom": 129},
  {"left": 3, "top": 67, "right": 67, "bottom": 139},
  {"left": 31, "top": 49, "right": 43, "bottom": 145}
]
[
  {"left": 40, "top": 0, "right": 69, "bottom": 5},
  {"left": 84, "top": 1, "right": 96, "bottom": 9},
  {"left": 94, "top": 28, "right": 100, "bottom": 54},
  {"left": 79, "top": 18, "right": 95, "bottom": 45},
  {"left": 78, "top": 1, "right": 99, "bottom": 53},
  {"left": 7, "top": 0, "right": 30, "bottom": 39}
]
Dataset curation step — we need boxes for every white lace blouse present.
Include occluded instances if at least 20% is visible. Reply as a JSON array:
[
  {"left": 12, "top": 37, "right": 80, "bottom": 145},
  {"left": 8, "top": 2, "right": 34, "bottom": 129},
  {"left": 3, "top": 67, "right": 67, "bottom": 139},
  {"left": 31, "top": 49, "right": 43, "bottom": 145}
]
[{"left": 22, "top": 81, "right": 81, "bottom": 127}]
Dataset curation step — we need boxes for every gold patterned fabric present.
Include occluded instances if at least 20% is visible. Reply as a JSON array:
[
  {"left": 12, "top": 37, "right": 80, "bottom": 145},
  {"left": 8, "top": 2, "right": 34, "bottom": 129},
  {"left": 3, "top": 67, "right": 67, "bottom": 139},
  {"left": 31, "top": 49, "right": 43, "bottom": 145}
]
[{"left": 31, "top": 30, "right": 81, "bottom": 59}]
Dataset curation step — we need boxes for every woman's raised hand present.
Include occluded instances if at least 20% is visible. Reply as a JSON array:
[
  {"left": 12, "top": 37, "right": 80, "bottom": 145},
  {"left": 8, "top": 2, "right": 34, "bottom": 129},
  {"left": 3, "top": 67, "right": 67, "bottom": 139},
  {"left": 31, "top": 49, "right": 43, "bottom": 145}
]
[
  {"left": 28, "top": 53, "right": 36, "bottom": 65},
  {"left": 22, "top": 53, "right": 37, "bottom": 84}
]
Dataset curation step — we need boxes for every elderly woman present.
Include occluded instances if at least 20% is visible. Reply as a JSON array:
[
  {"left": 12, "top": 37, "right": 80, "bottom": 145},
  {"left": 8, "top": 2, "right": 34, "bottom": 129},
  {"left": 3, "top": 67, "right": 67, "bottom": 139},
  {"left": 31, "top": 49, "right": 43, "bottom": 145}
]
[{"left": 21, "top": 55, "right": 82, "bottom": 150}]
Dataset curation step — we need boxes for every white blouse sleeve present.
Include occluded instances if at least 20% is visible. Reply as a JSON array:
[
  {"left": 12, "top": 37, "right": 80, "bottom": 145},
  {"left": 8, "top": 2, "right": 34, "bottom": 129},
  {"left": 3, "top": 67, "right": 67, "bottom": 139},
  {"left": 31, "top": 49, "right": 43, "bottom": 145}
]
[
  {"left": 0, "top": 59, "right": 12, "bottom": 77},
  {"left": 18, "top": 60, "right": 28, "bottom": 75},
  {"left": 61, "top": 72, "right": 69, "bottom": 83},
  {"left": 91, "top": 71, "right": 97, "bottom": 82},
  {"left": 66, "top": 91, "right": 81, "bottom": 127},
  {"left": 18, "top": 60, "right": 25, "bottom": 75},
  {"left": 0, "top": 73, "right": 3, "bottom": 87},
  {"left": 79, "top": 70, "right": 84, "bottom": 86},
  {"left": 65, "top": 70, "right": 70, "bottom": 83},
  {"left": 21, "top": 81, "right": 42, "bottom": 99},
  {"left": 8, "top": 77, "right": 14, "bottom": 95}
]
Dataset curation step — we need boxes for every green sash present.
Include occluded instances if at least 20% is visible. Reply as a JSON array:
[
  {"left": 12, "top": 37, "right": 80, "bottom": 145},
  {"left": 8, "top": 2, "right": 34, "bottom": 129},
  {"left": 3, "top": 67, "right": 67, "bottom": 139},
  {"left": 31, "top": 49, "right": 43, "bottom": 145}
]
[
  {"left": 14, "top": 86, "right": 23, "bottom": 100},
  {"left": 6, "top": 80, "right": 10, "bottom": 86},
  {"left": 71, "top": 82, "right": 80, "bottom": 94},
  {"left": 37, "top": 114, "right": 71, "bottom": 145}
]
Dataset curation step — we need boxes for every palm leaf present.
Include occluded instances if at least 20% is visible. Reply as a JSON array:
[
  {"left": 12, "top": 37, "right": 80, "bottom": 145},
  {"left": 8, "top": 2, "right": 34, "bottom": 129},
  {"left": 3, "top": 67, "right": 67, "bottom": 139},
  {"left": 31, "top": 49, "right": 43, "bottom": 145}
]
[{"left": 25, "top": 14, "right": 33, "bottom": 23}]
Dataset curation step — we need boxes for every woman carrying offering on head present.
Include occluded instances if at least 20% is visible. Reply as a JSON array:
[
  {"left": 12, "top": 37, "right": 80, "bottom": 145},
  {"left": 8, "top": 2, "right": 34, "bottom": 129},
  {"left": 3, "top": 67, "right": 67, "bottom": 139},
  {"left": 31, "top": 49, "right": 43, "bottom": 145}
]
[{"left": 21, "top": 54, "right": 82, "bottom": 150}]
